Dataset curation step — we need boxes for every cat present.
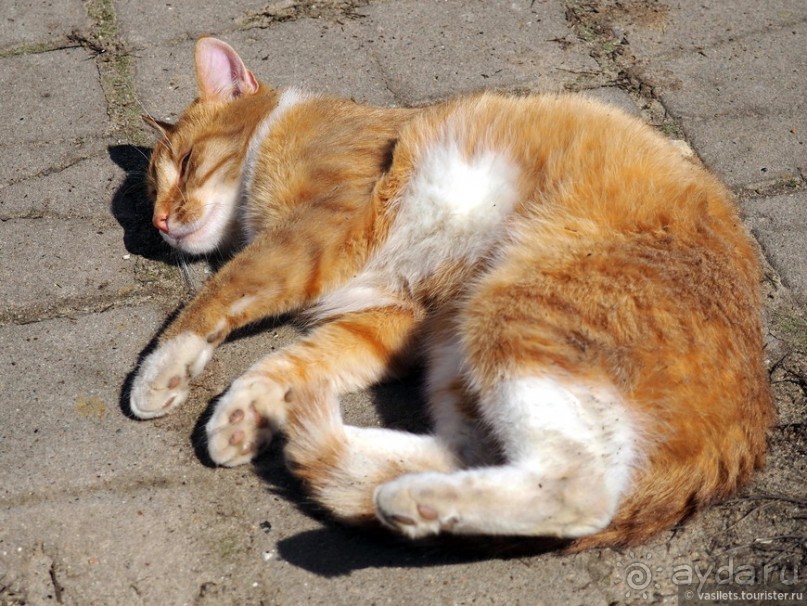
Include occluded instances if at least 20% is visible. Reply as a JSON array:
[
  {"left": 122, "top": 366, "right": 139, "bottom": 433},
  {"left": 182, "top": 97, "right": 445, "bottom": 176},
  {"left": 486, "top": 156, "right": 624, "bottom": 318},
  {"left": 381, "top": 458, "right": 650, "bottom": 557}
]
[{"left": 129, "top": 36, "right": 774, "bottom": 550}]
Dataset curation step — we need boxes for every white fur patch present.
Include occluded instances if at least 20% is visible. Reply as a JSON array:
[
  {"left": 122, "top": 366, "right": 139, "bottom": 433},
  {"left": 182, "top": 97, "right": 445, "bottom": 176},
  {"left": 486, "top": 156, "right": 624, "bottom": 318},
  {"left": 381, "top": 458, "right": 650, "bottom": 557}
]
[
  {"left": 228, "top": 295, "right": 258, "bottom": 317},
  {"left": 310, "top": 283, "right": 403, "bottom": 321},
  {"left": 373, "top": 376, "right": 639, "bottom": 538},
  {"left": 489, "top": 376, "right": 638, "bottom": 504},
  {"left": 381, "top": 143, "right": 520, "bottom": 282}
]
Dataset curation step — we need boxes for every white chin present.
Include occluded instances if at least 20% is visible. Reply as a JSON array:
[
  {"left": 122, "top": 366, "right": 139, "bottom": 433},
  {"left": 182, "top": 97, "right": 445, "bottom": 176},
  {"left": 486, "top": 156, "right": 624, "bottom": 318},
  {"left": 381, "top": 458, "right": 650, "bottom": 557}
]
[
  {"left": 161, "top": 201, "right": 237, "bottom": 255},
  {"left": 162, "top": 230, "right": 221, "bottom": 256}
]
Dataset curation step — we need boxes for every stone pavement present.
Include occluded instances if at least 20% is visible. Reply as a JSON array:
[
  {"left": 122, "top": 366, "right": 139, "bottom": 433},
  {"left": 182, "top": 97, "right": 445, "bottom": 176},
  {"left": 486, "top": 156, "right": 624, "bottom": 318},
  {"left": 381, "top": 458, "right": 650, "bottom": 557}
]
[{"left": 0, "top": 1, "right": 805, "bottom": 604}]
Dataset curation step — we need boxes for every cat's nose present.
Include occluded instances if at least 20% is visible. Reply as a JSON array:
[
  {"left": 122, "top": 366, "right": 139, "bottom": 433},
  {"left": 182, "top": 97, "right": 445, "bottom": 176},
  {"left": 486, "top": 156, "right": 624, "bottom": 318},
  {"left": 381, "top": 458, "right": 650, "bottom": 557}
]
[{"left": 153, "top": 213, "right": 170, "bottom": 234}]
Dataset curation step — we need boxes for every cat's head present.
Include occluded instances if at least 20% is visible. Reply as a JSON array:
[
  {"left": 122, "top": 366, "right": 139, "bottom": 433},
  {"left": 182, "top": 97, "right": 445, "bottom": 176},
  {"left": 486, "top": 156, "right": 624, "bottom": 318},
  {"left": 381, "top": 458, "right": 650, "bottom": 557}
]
[{"left": 143, "top": 38, "right": 275, "bottom": 255}]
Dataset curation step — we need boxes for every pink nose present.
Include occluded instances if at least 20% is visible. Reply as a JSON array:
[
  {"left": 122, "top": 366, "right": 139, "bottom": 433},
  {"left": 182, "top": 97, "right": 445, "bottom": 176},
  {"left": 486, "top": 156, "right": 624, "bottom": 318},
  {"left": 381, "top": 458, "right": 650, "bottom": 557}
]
[{"left": 153, "top": 213, "right": 170, "bottom": 234}]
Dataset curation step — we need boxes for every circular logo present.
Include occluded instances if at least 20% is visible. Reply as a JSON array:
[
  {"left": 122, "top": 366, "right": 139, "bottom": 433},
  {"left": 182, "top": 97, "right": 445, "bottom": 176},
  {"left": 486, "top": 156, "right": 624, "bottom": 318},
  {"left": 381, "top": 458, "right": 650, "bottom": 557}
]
[
  {"left": 616, "top": 552, "right": 662, "bottom": 601},
  {"left": 625, "top": 561, "right": 653, "bottom": 591}
]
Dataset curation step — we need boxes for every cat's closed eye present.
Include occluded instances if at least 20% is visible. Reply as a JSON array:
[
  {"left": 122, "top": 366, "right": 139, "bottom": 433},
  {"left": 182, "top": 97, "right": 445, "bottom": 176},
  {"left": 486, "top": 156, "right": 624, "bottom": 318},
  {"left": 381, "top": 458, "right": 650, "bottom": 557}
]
[{"left": 178, "top": 150, "right": 192, "bottom": 182}]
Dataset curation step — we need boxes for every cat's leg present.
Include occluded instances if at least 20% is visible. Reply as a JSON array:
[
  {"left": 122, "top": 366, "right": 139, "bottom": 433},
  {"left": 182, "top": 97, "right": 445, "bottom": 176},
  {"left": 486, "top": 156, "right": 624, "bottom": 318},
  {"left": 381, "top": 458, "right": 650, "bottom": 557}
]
[
  {"left": 424, "top": 326, "right": 499, "bottom": 467},
  {"left": 206, "top": 304, "right": 423, "bottom": 466},
  {"left": 130, "top": 231, "right": 351, "bottom": 419},
  {"left": 375, "top": 376, "right": 638, "bottom": 539},
  {"left": 280, "top": 382, "right": 460, "bottom": 522}
]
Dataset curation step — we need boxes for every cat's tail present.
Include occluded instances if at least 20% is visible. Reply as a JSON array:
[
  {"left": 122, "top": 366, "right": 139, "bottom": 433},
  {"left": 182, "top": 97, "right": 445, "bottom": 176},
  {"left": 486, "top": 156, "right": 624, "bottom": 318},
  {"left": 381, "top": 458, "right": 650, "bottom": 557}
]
[{"left": 283, "top": 382, "right": 459, "bottom": 524}]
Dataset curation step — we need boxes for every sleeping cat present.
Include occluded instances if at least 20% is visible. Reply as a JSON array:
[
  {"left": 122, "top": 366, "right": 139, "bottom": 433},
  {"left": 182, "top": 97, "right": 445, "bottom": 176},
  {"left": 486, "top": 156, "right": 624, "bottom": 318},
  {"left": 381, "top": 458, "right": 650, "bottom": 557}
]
[{"left": 129, "top": 37, "right": 774, "bottom": 549}]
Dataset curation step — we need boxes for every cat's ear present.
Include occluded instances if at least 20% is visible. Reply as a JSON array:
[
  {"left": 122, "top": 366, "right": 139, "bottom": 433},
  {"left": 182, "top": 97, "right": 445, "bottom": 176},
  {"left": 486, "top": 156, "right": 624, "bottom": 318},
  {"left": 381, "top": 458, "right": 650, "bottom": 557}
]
[
  {"left": 142, "top": 114, "right": 175, "bottom": 138},
  {"left": 194, "top": 37, "right": 259, "bottom": 102}
]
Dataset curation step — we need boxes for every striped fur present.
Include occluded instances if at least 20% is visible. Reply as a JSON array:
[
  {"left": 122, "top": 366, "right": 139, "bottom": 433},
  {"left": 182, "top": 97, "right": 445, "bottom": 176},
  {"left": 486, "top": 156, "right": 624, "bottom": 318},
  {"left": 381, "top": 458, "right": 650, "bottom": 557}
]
[{"left": 130, "top": 38, "right": 774, "bottom": 549}]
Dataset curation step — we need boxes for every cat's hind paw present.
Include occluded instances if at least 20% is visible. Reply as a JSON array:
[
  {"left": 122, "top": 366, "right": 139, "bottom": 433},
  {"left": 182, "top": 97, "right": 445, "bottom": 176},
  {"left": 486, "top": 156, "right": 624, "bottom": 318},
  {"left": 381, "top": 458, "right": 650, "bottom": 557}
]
[
  {"left": 205, "top": 374, "right": 289, "bottom": 467},
  {"left": 374, "top": 473, "right": 462, "bottom": 539},
  {"left": 130, "top": 332, "right": 213, "bottom": 419}
]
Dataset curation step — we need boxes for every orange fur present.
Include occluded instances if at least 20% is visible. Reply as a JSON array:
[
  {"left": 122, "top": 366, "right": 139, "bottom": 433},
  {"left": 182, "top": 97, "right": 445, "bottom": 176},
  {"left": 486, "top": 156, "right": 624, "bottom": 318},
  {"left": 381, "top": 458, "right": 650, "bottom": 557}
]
[{"left": 133, "top": 38, "right": 774, "bottom": 549}]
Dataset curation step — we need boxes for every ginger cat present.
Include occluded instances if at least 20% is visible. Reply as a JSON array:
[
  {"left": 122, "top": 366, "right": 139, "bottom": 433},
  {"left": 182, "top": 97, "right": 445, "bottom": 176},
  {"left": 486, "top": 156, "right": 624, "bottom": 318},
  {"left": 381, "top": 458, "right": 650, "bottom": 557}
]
[{"left": 130, "top": 37, "right": 774, "bottom": 549}]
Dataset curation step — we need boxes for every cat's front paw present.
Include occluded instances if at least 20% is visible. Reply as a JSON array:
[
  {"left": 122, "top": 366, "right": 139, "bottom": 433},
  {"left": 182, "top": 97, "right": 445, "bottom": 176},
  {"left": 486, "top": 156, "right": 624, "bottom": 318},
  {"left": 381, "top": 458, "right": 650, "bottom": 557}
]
[
  {"left": 206, "top": 374, "right": 289, "bottom": 467},
  {"left": 130, "top": 332, "right": 213, "bottom": 419},
  {"left": 374, "top": 473, "right": 462, "bottom": 539}
]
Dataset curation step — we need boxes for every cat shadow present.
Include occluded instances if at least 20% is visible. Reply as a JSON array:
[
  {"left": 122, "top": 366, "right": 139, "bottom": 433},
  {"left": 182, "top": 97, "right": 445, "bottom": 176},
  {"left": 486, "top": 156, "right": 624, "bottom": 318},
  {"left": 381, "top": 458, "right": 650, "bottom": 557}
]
[
  {"left": 117, "top": 309, "right": 180, "bottom": 421},
  {"left": 275, "top": 524, "right": 568, "bottom": 577},
  {"left": 108, "top": 144, "right": 174, "bottom": 262}
]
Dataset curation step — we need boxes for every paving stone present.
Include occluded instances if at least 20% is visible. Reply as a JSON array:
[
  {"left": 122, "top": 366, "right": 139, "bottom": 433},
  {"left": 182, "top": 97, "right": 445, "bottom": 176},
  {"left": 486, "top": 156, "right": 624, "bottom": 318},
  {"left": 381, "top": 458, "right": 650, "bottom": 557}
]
[
  {"left": 0, "top": 48, "right": 109, "bottom": 186},
  {"left": 0, "top": 0, "right": 88, "bottom": 50},
  {"left": 359, "top": 0, "right": 600, "bottom": 104},
  {"left": 0, "top": 48, "right": 106, "bottom": 147},
  {"left": 610, "top": 0, "right": 806, "bottom": 59},
  {"left": 629, "top": 11, "right": 807, "bottom": 187},
  {"left": 742, "top": 191, "right": 807, "bottom": 302},
  {"left": 683, "top": 114, "right": 805, "bottom": 188},
  {"left": 0, "top": 153, "right": 125, "bottom": 220},
  {"left": 0, "top": 306, "right": 183, "bottom": 496},
  {"left": 133, "top": 21, "right": 398, "bottom": 121},
  {"left": 0, "top": 218, "right": 137, "bottom": 319},
  {"left": 116, "top": 0, "right": 270, "bottom": 46}
]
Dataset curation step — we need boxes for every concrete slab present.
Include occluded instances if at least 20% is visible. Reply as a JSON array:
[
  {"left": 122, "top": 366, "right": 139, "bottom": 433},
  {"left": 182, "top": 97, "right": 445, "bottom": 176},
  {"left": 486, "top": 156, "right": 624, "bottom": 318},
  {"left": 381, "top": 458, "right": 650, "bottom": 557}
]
[
  {"left": 358, "top": 0, "right": 600, "bottom": 104},
  {"left": 0, "top": 0, "right": 88, "bottom": 50},
  {"left": 133, "top": 21, "right": 398, "bottom": 121},
  {"left": 742, "top": 191, "right": 807, "bottom": 303},
  {"left": 0, "top": 48, "right": 109, "bottom": 186},
  {"left": 606, "top": 0, "right": 806, "bottom": 60},
  {"left": 582, "top": 86, "right": 641, "bottom": 116},
  {"left": 683, "top": 114, "right": 805, "bottom": 188},
  {"left": 0, "top": 153, "right": 124, "bottom": 220},
  {"left": 0, "top": 48, "right": 107, "bottom": 146},
  {"left": 0, "top": 306, "right": 183, "bottom": 497},
  {"left": 640, "top": 20, "right": 807, "bottom": 187},
  {"left": 0, "top": 218, "right": 138, "bottom": 322},
  {"left": 0, "top": 306, "right": 267, "bottom": 604},
  {"left": 116, "top": 0, "right": 270, "bottom": 46}
]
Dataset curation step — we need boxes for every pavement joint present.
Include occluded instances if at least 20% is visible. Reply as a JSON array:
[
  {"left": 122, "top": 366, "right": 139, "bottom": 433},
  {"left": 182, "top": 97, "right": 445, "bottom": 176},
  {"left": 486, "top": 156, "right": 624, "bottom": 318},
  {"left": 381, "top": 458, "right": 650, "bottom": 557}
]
[
  {"left": 0, "top": 152, "right": 99, "bottom": 195},
  {"left": 738, "top": 175, "right": 807, "bottom": 199},
  {"left": 239, "top": 0, "right": 378, "bottom": 29},
  {"left": 0, "top": 38, "right": 84, "bottom": 59},
  {"left": 0, "top": 292, "right": 158, "bottom": 328},
  {"left": 562, "top": 0, "right": 686, "bottom": 139},
  {"left": 77, "top": 0, "right": 151, "bottom": 146}
]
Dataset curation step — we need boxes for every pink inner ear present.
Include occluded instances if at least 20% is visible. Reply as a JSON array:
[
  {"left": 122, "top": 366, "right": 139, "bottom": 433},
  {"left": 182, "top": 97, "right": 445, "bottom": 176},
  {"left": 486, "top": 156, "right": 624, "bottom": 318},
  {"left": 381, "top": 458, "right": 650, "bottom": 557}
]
[{"left": 195, "top": 38, "right": 257, "bottom": 101}]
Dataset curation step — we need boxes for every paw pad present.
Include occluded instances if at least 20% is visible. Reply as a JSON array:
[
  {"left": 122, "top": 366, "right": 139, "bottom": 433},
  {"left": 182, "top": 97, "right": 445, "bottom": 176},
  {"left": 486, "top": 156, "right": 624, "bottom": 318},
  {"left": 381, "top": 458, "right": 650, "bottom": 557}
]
[
  {"left": 129, "top": 333, "right": 213, "bottom": 419},
  {"left": 229, "top": 409, "right": 244, "bottom": 424},
  {"left": 205, "top": 375, "right": 289, "bottom": 467},
  {"left": 374, "top": 474, "right": 464, "bottom": 539}
]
